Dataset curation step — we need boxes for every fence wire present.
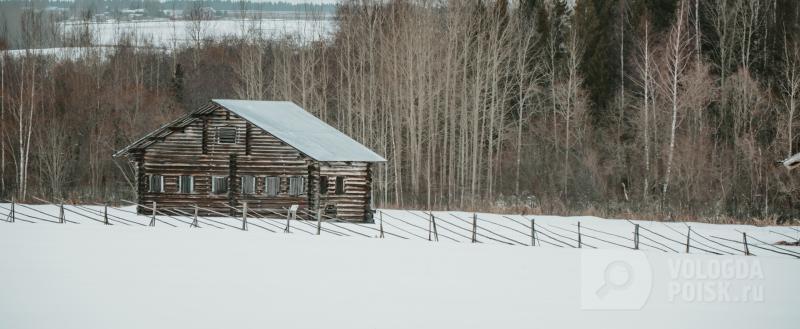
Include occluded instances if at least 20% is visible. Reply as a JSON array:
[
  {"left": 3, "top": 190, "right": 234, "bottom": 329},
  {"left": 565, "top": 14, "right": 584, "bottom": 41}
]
[{"left": 3, "top": 200, "right": 798, "bottom": 259}]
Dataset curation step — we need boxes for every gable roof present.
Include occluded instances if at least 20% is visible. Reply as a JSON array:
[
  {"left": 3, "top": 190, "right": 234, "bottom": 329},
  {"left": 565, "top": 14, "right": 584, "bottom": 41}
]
[{"left": 114, "top": 100, "right": 386, "bottom": 162}]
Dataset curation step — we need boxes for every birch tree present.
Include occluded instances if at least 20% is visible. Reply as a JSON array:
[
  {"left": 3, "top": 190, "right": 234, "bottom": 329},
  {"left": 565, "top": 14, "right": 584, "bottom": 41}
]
[
  {"left": 659, "top": 0, "right": 693, "bottom": 207},
  {"left": 633, "top": 15, "right": 655, "bottom": 200},
  {"left": 783, "top": 37, "right": 800, "bottom": 156},
  {"left": 512, "top": 22, "right": 540, "bottom": 196},
  {"left": 559, "top": 27, "right": 586, "bottom": 197},
  {"left": 186, "top": 1, "right": 211, "bottom": 68}
]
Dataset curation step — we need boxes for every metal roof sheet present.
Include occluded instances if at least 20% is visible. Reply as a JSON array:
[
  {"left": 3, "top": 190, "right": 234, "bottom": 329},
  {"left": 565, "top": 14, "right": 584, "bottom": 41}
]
[
  {"left": 212, "top": 99, "right": 386, "bottom": 162},
  {"left": 782, "top": 152, "right": 800, "bottom": 170}
]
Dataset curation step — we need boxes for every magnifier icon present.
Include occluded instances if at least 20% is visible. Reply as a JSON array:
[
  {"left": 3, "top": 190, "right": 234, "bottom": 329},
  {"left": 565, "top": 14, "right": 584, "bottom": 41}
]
[{"left": 596, "top": 260, "right": 634, "bottom": 298}]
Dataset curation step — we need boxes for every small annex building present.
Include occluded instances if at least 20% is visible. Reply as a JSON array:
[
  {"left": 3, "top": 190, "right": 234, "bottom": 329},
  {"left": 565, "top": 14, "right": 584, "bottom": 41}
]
[{"left": 114, "top": 99, "right": 386, "bottom": 222}]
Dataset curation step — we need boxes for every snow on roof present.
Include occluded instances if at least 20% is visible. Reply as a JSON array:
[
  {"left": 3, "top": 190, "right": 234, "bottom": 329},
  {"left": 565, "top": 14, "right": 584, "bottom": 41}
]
[{"left": 213, "top": 100, "right": 385, "bottom": 162}]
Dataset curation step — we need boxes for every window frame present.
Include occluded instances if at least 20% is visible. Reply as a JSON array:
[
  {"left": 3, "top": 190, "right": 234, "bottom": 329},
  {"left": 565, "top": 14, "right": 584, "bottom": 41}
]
[
  {"left": 216, "top": 126, "right": 238, "bottom": 144},
  {"left": 211, "top": 176, "right": 229, "bottom": 195},
  {"left": 178, "top": 175, "right": 194, "bottom": 194},
  {"left": 288, "top": 176, "right": 306, "bottom": 196},
  {"left": 265, "top": 176, "right": 279, "bottom": 197},
  {"left": 148, "top": 175, "right": 164, "bottom": 193},
  {"left": 335, "top": 176, "right": 345, "bottom": 195},
  {"left": 319, "top": 176, "right": 329, "bottom": 195},
  {"left": 241, "top": 175, "right": 256, "bottom": 195}
]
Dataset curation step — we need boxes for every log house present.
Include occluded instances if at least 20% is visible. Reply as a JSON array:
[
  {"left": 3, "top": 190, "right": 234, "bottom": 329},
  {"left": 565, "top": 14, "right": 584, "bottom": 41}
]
[{"left": 114, "top": 100, "right": 386, "bottom": 222}]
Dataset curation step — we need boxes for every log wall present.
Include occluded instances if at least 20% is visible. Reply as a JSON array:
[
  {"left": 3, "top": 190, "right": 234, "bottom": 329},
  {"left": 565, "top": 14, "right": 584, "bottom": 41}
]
[
  {"left": 317, "top": 162, "right": 371, "bottom": 222},
  {"left": 133, "top": 106, "right": 374, "bottom": 222}
]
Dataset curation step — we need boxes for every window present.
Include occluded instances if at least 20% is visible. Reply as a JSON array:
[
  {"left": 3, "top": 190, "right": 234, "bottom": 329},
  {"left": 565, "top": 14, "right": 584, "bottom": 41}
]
[
  {"left": 211, "top": 176, "right": 229, "bottom": 194},
  {"left": 265, "top": 176, "right": 279, "bottom": 196},
  {"left": 319, "top": 176, "right": 329, "bottom": 195},
  {"left": 178, "top": 176, "right": 194, "bottom": 193},
  {"left": 148, "top": 175, "right": 164, "bottom": 193},
  {"left": 217, "top": 127, "right": 237, "bottom": 144},
  {"left": 241, "top": 176, "right": 256, "bottom": 195},
  {"left": 288, "top": 176, "right": 306, "bottom": 196},
  {"left": 335, "top": 176, "right": 345, "bottom": 195}
]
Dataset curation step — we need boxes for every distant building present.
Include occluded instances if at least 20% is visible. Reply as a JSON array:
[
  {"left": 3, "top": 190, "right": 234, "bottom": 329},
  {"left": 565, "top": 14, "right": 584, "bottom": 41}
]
[
  {"left": 199, "top": 6, "right": 216, "bottom": 16},
  {"left": 163, "top": 9, "right": 183, "bottom": 19},
  {"left": 185, "top": 6, "right": 216, "bottom": 20},
  {"left": 44, "top": 6, "right": 68, "bottom": 13},
  {"left": 781, "top": 152, "right": 800, "bottom": 170},
  {"left": 119, "top": 8, "right": 146, "bottom": 20}
]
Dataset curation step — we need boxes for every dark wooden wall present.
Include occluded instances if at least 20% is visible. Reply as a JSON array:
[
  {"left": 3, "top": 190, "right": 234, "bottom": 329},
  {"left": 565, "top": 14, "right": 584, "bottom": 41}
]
[
  {"left": 132, "top": 105, "right": 374, "bottom": 222},
  {"left": 319, "top": 162, "right": 371, "bottom": 221}
]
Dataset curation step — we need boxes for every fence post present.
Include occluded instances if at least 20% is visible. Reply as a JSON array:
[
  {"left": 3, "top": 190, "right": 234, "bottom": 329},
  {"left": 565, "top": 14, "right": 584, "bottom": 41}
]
[
  {"left": 242, "top": 202, "right": 248, "bottom": 231},
  {"left": 471, "top": 213, "right": 478, "bottom": 243},
  {"left": 9, "top": 197, "right": 15, "bottom": 223},
  {"left": 634, "top": 224, "right": 640, "bottom": 250},
  {"left": 428, "top": 211, "right": 432, "bottom": 241},
  {"left": 193, "top": 205, "right": 199, "bottom": 228},
  {"left": 316, "top": 208, "right": 322, "bottom": 235},
  {"left": 149, "top": 201, "right": 156, "bottom": 227},
  {"left": 59, "top": 202, "right": 65, "bottom": 224},
  {"left": 743, "top": 232, "right": 750, "bottom": 256},
  {"left": 285, "top": 206, "right": 297, "bottom": 233},
  {"left": 379, "top": 211, "right": 384, "bottom": 238},
  {"left": 530, "top": 218, "right": 536, "bottom": 246},
  {"left": 430, "top": 211, "right": 438, "bottom": 242},
  {"left": 104, "top": 203, "right": 109, "bottom": 225},
  {"left": 685, "top": 226, "right": 692, "bottom": 253},
  {"left": 285, "top": 209, "right": 291, "bottom": 233},
  {"left": 577, "top": 222, "right": 582, "bottom": 248}
]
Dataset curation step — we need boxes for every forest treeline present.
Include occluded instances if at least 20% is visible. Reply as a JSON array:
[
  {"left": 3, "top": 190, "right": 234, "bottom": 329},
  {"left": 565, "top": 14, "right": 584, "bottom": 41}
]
[{"left": 1, "top": 0, "right": 800, "bottom": 223}]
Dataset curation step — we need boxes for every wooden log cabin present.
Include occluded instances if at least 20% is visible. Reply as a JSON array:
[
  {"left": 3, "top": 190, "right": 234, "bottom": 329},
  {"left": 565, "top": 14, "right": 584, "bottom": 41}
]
[{"left": 113, "top": 100, "right": 386, "bottom": 222}]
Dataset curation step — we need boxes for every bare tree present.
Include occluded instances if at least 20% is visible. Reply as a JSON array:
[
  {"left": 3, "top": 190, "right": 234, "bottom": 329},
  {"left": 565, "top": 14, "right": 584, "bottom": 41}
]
[
  {"left": 37, "top": 116, "right": 71, "bottom": 198},
  {"left": 186, "top": 1, "right": 212, "bottom": 68},
  {"left": 659, "top": 0, "right": 694, "bottom": 207},
  {"left": 559, "top": 27, "right": 586, "bottom": 197},
  {"left": 783, "top": 37, "right": 800, "bottom": 156},
  {"left": 736, "top": 0, "right": 763, "bottom": 70},
  {"left": 706, "top": 0, "right": 738, "bottom": 89},
  {"left": 1, "top": 54, "right": 5, "bottom": 194},
  {"left": 513, "top": 21, "right": 540, "bottom": 196},
  {"left": 633, "top": 15, "right": 655, "bottom": 200},
  {"left": 12, "top": 9, "right": 46, "bottom": 200}
]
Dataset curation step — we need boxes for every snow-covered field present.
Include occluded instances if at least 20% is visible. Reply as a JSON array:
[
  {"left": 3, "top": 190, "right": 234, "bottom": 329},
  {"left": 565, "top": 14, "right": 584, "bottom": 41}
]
[
  {"left": 1, "top": 204, "right": 799, "bottom": 328},
  {"left": 60, "top": 18, "right": 334, "bottom": 46},
  {"left": 4, "top": 18, "right": 334, "bottom": 59}
]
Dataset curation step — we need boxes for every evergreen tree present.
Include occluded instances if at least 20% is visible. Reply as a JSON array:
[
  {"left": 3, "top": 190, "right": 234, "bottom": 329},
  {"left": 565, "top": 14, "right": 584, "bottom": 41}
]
[
  {"left": 574, "top": 0, "right": 618, "bottom": 124},
  {"left": 172, "top": 63, "right": 184, "bottom": 104},
  {"left": 519, "top": 0, "right": 539, "bottom": 20}
]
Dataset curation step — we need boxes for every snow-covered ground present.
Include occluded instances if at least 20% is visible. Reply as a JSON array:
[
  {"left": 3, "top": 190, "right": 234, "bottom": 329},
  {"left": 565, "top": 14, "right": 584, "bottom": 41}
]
[
  {"left": 1, "top": 203, "right": 799, "bottom": 328},
  {"left": 60, "top": 18, "right": 334, "bottom": 46},
  {"left": 4, "top": 19, "right": 334, "bottom": 59},
  {"left": 2, "top": 203, "right": 796, "bottom": 256},
  {"left": 3, "top": 46, "right": 119, "bottom": 61}
]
